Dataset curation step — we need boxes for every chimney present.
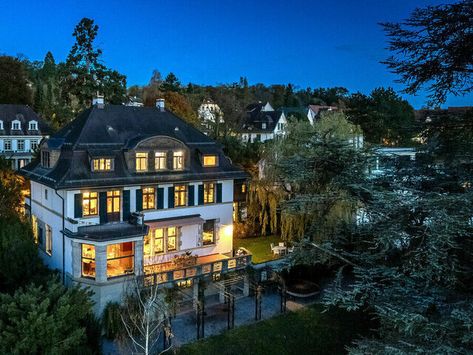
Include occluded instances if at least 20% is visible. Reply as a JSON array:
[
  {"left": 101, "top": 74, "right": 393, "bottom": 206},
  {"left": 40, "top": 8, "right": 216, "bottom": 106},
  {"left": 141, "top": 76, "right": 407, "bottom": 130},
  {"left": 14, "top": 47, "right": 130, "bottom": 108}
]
[
  {"left": 92, "top": 94, "right": 105, "bottom": 109},
  {"left": 156, "top": 98, "right": 165, "bottom": 112}
]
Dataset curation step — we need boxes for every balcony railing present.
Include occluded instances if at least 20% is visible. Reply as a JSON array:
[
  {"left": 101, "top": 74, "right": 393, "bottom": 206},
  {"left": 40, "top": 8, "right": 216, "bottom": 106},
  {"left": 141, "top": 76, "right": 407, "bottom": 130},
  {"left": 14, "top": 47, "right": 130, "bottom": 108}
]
[{"left": 142, "top": 253, "right": 252, "bottom": 287}]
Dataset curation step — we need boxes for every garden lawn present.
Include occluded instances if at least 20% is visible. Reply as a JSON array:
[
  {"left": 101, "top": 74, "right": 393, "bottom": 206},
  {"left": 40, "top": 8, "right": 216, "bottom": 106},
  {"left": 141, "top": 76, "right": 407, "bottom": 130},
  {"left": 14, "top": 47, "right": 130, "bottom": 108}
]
[
  {"left": 177, "top": 304, "right": 373, "bottom": 355},
  {"left": 234, "top": 235, "right": 282, "bottom": 264}
]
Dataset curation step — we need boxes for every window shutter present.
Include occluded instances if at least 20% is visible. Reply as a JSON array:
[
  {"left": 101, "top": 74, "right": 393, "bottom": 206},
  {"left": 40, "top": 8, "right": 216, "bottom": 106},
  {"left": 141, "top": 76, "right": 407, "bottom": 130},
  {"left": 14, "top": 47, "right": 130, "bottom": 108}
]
[
  {"left": 216, "top": 183, "right": 223, "bottom": 203},
  {"left": 136, "top": 189, "right": 143, "bottom": 212},
  {"left": 198, "top": 184, "right": 204, "bottom": 205},
  {"left": 123, "top": 190, "right": 130, "bottom": 221},
  {"left": 157, "top": 188, "right": 164, "bottom": 209},
  {"left": 74, "top": 193, "right": 83, "bottom": 218},
  {"left": 168, "top": 186, "right": 175, "bottom": 208},
  {"left": 99, "top": 191, "right": 107, "bottom": 224},
  {"left": 188, "top": 185, "right": 195, "bottom": 206}
]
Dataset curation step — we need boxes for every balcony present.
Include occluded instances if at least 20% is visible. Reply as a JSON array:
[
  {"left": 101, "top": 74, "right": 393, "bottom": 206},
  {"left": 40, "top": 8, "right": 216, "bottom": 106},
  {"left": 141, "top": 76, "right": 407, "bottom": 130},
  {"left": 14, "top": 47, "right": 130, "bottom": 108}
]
[{"left": 142, "top": 251, "right": 252, "bottom": 286}]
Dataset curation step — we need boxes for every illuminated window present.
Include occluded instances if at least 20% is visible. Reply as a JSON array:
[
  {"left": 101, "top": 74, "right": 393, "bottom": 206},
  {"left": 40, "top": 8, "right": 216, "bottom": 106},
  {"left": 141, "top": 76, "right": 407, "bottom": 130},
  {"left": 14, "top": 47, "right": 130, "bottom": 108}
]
[
  {"left": 203, "top": 155, "right": 217, "bottom": 167},
  {"left": 203, "top": 183, "right": 215, "bottom": 204},
  {"left": 144, "top": 228, "right": 164, "bottom": 257},
  {"left": 31, "top": 215, "right": 39, "bottom": 244},
  {"left": 83, "top": 192, "right": 98, "bottom": 216},
  {"left": 142, "top": 187, "right": 155, "bottom": 210},
  {"left": 81, "top": 244, "right": 96, "bottom": 278},
  {"left": 45, "top": 224, "right": 52, "bottom": 255},
  {"left": 155, "top": 152, "right": 166, "bottom": 170},
  {"left": 241, "top": 184, "right": 246, "bottom": 193},
  {"left": 107, "top": 190, "right": 121, "bottom": 221},
  {"left": 174, "top": 185, "right": 187, "bottom": 207},
  {"left": 167, "top": 227, "right": 177, "bottom": 251},
  {"left": 136, "top": 152, "right": 148, "bottom": 172},
  {"left": 107, "top": 242, "right": 134, "bottom": 278},
  {"left": 173, "top": 151, "right": 184, "bottom": 170},
  {"left": 203, "top": 219, "right": 215, "bottom": 245},
  {"left": 92, "top": 158, "right": 112, "bottom": 171}
]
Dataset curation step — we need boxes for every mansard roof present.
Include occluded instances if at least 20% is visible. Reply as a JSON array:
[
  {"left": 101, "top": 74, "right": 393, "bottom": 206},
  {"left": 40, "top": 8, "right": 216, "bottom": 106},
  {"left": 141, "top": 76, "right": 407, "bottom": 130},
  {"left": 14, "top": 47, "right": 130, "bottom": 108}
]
[
  {"left": 0, "top": 104, "right": 51, "bottom": 136},
  {"left": 21, "top": 104, "right": 247, "bottom": 189}
]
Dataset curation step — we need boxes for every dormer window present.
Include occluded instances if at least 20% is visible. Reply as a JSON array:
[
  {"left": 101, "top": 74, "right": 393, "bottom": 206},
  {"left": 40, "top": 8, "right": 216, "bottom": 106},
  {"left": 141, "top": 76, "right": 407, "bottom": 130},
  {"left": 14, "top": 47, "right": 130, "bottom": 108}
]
[
  {"left": 136, "top": 152, "right": 148, "bottom": 172},
  {"left": 29, "top": 121, "right": 38, "bottom": 131},
  {"left": 41, "top": 150, "right": 50, "bottom": 168},
  {"left": 262, "top": 123, "right": 267, "bottom": 129},
  {"left": 203, "top": 155, "right": 218, "bottom": 167},
  {"left": 12, "top": 120, "right": 21, "bottom": 131},
  {"left": 0, "top": 120, "right": 3, "bottom": 130},
  {"left": 92, "top": 158, "right": 113, "bottom": 172},
  {"left": 155, "top": 152, "right": 167, "bottom": 170},
  {"left": 173, "top": 151, "right": 184, "bottom": 170}
]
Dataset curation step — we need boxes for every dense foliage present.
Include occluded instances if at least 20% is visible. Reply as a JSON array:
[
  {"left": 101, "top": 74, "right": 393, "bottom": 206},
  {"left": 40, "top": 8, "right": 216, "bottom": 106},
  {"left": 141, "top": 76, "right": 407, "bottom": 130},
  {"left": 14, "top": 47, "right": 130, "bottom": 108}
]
[
  {"left": 0, "top": 279, "right": 100, "bottom": 354},
  {"left": 382, "top": 0, "right": 473, "bottom": 105},
  {"left": 0, "top": 56, "right": 32, "bottom": 105}
]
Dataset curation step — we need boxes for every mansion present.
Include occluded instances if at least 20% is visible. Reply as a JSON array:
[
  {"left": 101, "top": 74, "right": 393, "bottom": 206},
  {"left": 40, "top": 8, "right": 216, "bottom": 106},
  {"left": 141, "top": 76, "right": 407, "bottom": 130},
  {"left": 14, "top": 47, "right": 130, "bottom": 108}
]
[
  {"left": 0, "top": 104, "right": 50, "bottom": 170},
  {"left": 21, "top": 98, "right": 249, "bottom": 313}
]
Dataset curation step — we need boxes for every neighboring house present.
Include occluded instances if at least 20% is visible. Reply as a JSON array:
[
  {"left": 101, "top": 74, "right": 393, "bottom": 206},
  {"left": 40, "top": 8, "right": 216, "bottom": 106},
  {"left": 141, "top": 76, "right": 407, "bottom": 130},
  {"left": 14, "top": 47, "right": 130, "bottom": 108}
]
[
  {"left": 198, "top": 99, "right": 224, "bottom": 134},
  {"left": 0, "top": 104, "right": 50, "bottom": 170},
  {"left": 21, "top": 98, "right": 250, "bottom": 314},
  {"left": 238, "top": 102, "right": 287, "bottom": 143},
  {"left": 125, "top": 96, "right": 144, "bottom": 107},
  {"left": 307, "top": 105, "right": 339, "bottom": 125}
]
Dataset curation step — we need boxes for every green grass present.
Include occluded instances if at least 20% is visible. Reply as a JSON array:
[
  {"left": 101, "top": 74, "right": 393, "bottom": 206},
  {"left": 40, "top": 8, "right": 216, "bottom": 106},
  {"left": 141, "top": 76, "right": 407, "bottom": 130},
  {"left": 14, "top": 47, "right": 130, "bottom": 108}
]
[
  {"left": 234, "top": 235, "right": 282, "bottom": 264},
  {"left": 177, "top": 304, "right": 373, "bottom": 355}
]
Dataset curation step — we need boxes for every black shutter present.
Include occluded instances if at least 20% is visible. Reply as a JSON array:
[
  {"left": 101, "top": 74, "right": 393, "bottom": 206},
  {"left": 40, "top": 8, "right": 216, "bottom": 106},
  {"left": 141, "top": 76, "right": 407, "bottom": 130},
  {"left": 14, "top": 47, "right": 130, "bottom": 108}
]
[
  {"left": 99, "top": 191, "right": 107, "bottom": 224},
  {"left": 157, "top": 188, "right": 164, "bottom": 209},
  {"left": 198, "top": 184, "right": 204, "bottom": 205},
  {"left": 168, "top": 186, "right": 174, "bottom": 208},
  {"left": 123, "top": 190, "right": 130, "bottom": 221},
  {"left": 216, "top": 183, "right": 222, "bottom": 203},
  {"left": 188, "top": 185, "right": 195, "bottom": 206},
  {"left": 136, "top": 189, "right": 143, "bottom": 212},
  {"left": 74, "top": 193, "right": 82, "bottom": 218}
]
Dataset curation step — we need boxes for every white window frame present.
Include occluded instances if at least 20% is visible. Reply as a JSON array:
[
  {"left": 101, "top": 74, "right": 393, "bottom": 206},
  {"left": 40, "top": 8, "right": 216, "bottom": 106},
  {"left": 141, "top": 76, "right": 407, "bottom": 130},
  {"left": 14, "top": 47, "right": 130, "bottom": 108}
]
[
  {"left": 29, "top": 120, "right": 38, "bottom": 130},
  {"left": 45, "top": 224, "right": 52, "bottom": 256},
  {"left": 4, "top": 139, "right": 12, "bottom": 151},
  {"left": 11, "top": 120, "right": 21, "bottom": 130},
  {"left": 17, "top": 139, "right": 25, "bottom": 152},
  {"left": 0, "top": 120, "right": 3, "bottom": 130}
]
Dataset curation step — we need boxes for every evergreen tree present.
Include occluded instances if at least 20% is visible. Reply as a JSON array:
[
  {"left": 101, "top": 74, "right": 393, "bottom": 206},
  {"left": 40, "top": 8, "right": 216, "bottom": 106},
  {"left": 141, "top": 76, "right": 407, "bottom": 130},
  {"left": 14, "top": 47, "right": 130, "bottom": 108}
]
[{"left": 0, "top": 56, "right": 32, "bottom": 105}]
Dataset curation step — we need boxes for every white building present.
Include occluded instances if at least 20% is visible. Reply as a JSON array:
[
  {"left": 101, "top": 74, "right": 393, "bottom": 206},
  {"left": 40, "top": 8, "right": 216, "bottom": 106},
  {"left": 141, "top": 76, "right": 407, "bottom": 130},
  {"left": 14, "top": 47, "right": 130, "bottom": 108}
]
[
  {"left": 21, "top": 98, "right": 250, "bottom": 314},
  {"left": 238, "top": 102, "right": 287, "bottom": 143},
  {"left": 198, "top": 99, "right": 224, "bottom": 133},
  {"left": 0, "top": 104, "right": 50, "bottom": 169}
]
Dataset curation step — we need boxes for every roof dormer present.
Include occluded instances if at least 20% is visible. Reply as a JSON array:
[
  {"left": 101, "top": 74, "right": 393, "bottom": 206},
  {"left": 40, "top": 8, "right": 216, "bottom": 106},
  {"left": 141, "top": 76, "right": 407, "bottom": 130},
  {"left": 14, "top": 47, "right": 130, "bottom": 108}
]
[
  {"left": 0, "top": 120, "right": 3, "bottom": 130},
  {"left": 11, "top": 119, "right": 21, "bottom": 131},
  {"left": 28, "top": 120, "right": 38, "bottom": 131}
]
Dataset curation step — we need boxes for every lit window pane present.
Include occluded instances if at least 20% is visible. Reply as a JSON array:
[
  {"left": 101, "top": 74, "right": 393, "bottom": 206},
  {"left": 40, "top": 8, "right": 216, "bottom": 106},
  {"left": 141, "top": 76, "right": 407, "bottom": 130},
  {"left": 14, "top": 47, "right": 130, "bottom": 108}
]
[{"left": 203, "top": 155, "right": 217, "bottom": 167}]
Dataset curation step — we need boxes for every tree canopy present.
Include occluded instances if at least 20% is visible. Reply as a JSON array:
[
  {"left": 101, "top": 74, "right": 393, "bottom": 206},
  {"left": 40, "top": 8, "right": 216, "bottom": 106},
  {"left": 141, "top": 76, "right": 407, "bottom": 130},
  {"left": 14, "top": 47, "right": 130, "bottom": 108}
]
[
  {"left": 0, "top": 56, "right": 32, "bottom": 105},
  {"left": 382, "top": 0, "right": 473, "bottom": 105}
]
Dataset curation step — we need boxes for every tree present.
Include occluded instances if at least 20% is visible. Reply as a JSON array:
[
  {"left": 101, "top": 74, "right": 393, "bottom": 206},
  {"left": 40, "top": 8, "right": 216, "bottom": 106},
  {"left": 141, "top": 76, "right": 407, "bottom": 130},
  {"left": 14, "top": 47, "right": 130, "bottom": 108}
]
[
  {"left": 0, "top": 279, "right": 100, "bottom": 354},
  {"left": 250, "top": 113, "right": 366, "bottom": 241},
  {"left": 0, "top": 56, "right": 32, "bottom": 105},
  {"left": 162, "top": 91, "right": 199, "bottom": 126},
  {"left": 382, "top": 1, "right": 473, "bottom": 105},
  {"left": 161, "top": 72, "right": 181, "bottom": 92},
  {"left": 120, "top": 277, "right": 172, "bottom": 355},
  {"left": 62, "top": 18, "right": 126, "bottom": 110},
  {"left": 347, "top": 87, "right": 416, "bottom": 145}
]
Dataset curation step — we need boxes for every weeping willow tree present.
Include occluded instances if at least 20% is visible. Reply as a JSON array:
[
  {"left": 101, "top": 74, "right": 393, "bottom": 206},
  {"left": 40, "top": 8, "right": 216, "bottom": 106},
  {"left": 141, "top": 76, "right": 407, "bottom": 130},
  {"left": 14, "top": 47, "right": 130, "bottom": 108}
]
[{"left": 251, "top": 113, "right": 368, "bottom": 243}]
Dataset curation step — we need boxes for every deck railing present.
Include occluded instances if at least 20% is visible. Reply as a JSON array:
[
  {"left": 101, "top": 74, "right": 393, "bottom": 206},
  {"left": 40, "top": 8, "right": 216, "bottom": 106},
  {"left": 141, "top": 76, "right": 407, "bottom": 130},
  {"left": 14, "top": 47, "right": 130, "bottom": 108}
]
[{"left": 141, "top": 253, "right": 252, "bottom": 287}]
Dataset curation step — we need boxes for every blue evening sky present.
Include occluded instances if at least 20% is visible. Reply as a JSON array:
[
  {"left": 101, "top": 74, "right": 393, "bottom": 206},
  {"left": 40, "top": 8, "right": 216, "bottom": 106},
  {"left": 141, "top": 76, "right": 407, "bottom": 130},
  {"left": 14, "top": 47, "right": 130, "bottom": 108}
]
[{"left": 0, "top": 0, "right": 470, "bottom": 108}]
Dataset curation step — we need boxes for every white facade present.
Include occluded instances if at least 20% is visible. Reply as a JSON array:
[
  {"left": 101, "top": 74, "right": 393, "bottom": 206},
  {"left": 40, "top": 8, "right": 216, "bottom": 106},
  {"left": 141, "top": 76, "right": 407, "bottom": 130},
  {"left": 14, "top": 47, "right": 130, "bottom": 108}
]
[
  {"left": 240, "top": 112, "right": 287, "bottom": 143},
  {"left": 28, "top": 178, "right": 242, "bottom": 313},
  {"left": 0, "top": 134, "right": 45, "bottom": 169}
]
